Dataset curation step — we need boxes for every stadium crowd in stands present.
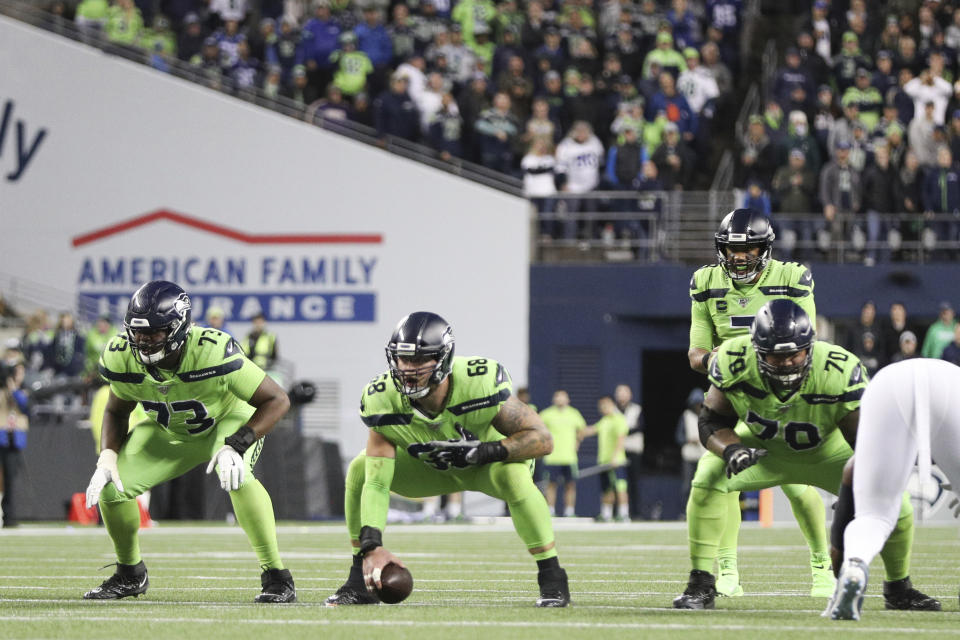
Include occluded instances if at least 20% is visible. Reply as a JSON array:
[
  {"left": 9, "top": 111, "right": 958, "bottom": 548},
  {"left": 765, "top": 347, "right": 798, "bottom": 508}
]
[{"left": 38, "top": 0, "right": 960, "bottom": 252}]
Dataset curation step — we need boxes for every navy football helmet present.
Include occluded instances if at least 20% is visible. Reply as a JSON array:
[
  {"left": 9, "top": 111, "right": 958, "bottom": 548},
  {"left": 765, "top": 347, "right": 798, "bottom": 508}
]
[
  {"left": 715, "top": 208, "right": 775, "bottom": 282},
  {"left": 385, "top": 312, "right": 455, "bottom": 399},
  {"left": 124, "top": 281, "right": 193, "bottom": 365},
  {"left": 750, "top": 299, "right": 814, "bottom": 393}
]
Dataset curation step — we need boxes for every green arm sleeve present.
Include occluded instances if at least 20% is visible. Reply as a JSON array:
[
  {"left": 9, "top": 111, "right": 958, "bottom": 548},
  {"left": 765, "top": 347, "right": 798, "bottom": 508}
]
[
  {"left": 689, "top": 301, "right": 715, "bottom": 351},
  {"left": 360, "top": 456, "right": 395, "bottom": 531}
]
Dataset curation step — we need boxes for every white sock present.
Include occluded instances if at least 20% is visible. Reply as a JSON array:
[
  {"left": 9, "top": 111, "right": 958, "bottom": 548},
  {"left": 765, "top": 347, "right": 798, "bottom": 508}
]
[
  {"left": 601, "top": 504, "right": 613, "bottom": 520},
  {"left": 617, "top": 503, "right": 629, "bottom": 520},
  {"left": 446, "top": 500, "right": 462, "bottom": 519},
  {"left": 563, "top": 505, "right": 575, "bottom": 517}
]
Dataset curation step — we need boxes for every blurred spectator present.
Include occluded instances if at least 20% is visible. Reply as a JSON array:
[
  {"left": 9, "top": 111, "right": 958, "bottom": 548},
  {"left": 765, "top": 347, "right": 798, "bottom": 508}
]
[
  {"left": 247, "top": 17, "right": 276, "bottom": 64},
  {"left": 892, "top": 68, "right": 917, "bottom": 126},
  {"left": 773, "top": 46, "right": 814, "bottom": 114},
  {"left": 356, "top": 6, "right": 394, "bottom": 93},
  {"left": 302, "top": 1, "right": 341, "bottom": 91},
  {"left": 812, "top": 85, "right": 838, "bottom": 158},
  {"left": 229, "top": 38, "right": 260, "bottom": 90},
  {"left": 0, "top": 356, "right": 28, "bottom": 528},
  {"left": 890, "top": 330, "right": 919, "bottom": 364},
  {"left": 742, "top": 179, "right": 771, "bottom": 217},
  {"left": 520, "top": 0, "right": 548, "bottom": 51},
  {"left": 351, "top": 91, "right": 374, "bottom": 127},
  {"left": 212, "top": 19, "right": 244, "bottom": 69},
  {"left": 666, "top": 0, "right": 701, "bottom": 51},
  {"left": 841, "top": 300, "right": 881, "bottom": 354},
  {"left": 555, "top": 120, "right": 604, "bottom": 238},
  {"left": 700, "top": 41, "right": 732, "bottom": 97},
  {"left": 395, "top": 55, "right": 427, "bottom": 104},
  {"left": 204, "top": 306, "right": 231, "bottom": 335},
  {"left": 428, "top": 92, "right": 463, "bottom": 160},
  {"left": 922, "top": 301, "right": 958, "bottom": 359},
  {"left": 208, "top": 0, "right": 247, "bottom": 23},
  {"left": 475, "top": 91, "right": 520, "bottom": 172},
  {"left": 633, "top": 160, "right": 664, "bottom": 247},
  {"left": 388, "top": 4, "right": 417, "bottom": 66},
  {"left": 818, "top": 139, "right": 861, "bottom": 253},
  {"left": 522, "top": 137, "right": 558, "bottom": 237},
  {"left": 873, "top": 50, "right": 898, "bottom": 100},
  {"left": 843, "top": 68, "right": 883, "bottom": 132},
  {"left": 533, "top": 27, "right": 566, "bottom": 78},
  {"left": 604, "top": 123, "right": 644, "bottom": 191},
  {"left": 330, "top": 32, "right": 374, "bottom": 99},
  {"left": 22, "top": 311, "right": 52, "bottom": 373},
  {"left": 452, "top": 0, "right": 498, "bottom": 48},
  {"left": 374, "top": 72, "right": 420, "bottom": 142},
  {"left": 762, "top": 99, "right": 785, "bottom": 145},
  {"left": 677, "top": 47, "right": 719, "bottom": 116},
  {"left": 940, "top": 324, "right": 960, "bottom": 366},
  {"left": 896, "top": 34, "right": 922, "bottom": 77},
  {"left": 284, "top": 65, "right": 319, "bottom": 105},
  {"left": 882, "top": 302, "right": 918, "bottom": 363},
  {"left": 176, "top": 12, "right": 204, "bottom": 62},
  {"left": 84, "top": 314, "right": 115, "bottom": 381},
  {"left": 861, "top": 143, "right": 902, "bottom": 265},
  {"left": 796, "top": 31, "right": 829, "bottom": 89},
  {"left": 854, "top": 331, "right": 884, "bottom": 378},
  {"left": 772, "top": 149, "right": 816, "bottom": 259},
  {"left": 245, "top": 312, "right": 280, "bottom": 382},
  {"left": 806, "top": 1, "right": 833, "bottom": 63},
  {"left": 307, "top": 83, "right": 352, "bottom": 123},
  {"left": 634, "top": 0, "right": 663, "bottom": 51},
  {"left": 105, "top": 0, "right": 144, "bottom": 47},
  {"left": 75, "top": 0, "right": 109, "bottom": 31},
  {"left": 827, "top": 99, "right": 860, "bottom": 160},
  {"left": 642, "top": 31, "right": 686, "bottom": 81},
  {"left": 47, "top": 312, "right": 86, "bottom": 378},
  {"left": 780, "top": 110, "right": 821, "bottom": 177},
  {"left": 459, "top": 72, "right": 492, "bottom": 160},
  {"left": 609, "top": 26, "right": 644, "bottom": 79},
  {"left": 949, "top": 110, "right": 960, "bottom": 162},
  {"left": 652, "top": 122, "right": 693, "bottom": 190},
  {"left": 904, "top": 68, "right": 953, "bottom": 125},
  {"left": 676, "top": 386, "right": 704, "bottom": 511},
  {"left": 190, "top": 36, "right": 226, "bottom": 88},
  {"left": 566, "top": 74, "right": 606, "bottom": 138},
  {"left": 417, "top": 72, "right": 447, "bottom": 133},
  {"left": 921, "top": 145, "right": 960, "bottom": 250},
  {"left": 524, "top": 97, "right": 559, "bottom": 145},
  {"left": 899, "top": 150, "right": 926, "bottom": 257},
  {"left": 271, "top": 17, "right": 304, "bottom": 84},
  {"left": 832, "top": 31, "right": 871, "bottom": 94},
  {"left": 648, "top": 72, "right": 697, "bottom": 144},
  {"left": 735, "top": 114, "right": 776, "bottom": 188}
]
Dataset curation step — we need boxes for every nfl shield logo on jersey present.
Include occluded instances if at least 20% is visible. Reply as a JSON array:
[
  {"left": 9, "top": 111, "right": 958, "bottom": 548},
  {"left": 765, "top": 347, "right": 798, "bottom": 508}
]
[
  {"left": 157, "top": 385, "right": 170, "bottom": 395},
  {"left": 737, "top": 298, "right": 750, "bottom": 308}
]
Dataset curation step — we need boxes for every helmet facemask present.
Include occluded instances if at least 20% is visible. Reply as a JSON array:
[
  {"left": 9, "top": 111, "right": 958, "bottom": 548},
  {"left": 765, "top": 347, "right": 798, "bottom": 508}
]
[
  {"left": 386, "top": 332, "right": 454, "bottom": 399},
  {"left": 126, "top": 317, "right": 188, "bottom": 365},
  {"left": 756, "top": 345, "right": 812, "bottom": 394},
  {"left": 716, "top": 240, "right": 770, "bottom": 282}
]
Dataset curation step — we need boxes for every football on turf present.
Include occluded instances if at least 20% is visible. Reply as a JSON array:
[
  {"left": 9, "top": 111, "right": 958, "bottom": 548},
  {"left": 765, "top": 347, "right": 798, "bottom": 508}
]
[{"left": 375, "top": 563, "right": 413, "bottom": 604}]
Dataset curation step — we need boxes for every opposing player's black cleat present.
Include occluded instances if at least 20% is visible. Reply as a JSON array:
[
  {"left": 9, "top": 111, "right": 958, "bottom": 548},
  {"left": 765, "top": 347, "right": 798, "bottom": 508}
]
[
  {"left": 83, "top": 561, "right": 149, "bottom": 600},
  {"left": 255, "top": 568, "right": 297, "bottom": 603},
  {"left": 883, "top": 577, "right": 941, "bottom": 611},
  {"left": 673, "top": 569, "right": 717, "bottom": 610},
  {"left": 535, "top": 567, "right": 570, "bottom": 607},
  {"left": 324, "top": 584, "right": 380, "bottom": 606}
]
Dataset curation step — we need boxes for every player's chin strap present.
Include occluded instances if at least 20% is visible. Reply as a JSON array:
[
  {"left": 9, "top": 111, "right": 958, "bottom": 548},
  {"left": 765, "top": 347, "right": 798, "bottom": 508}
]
[{"left": 914, "top": 365, "right": 932, "bottom": 520}]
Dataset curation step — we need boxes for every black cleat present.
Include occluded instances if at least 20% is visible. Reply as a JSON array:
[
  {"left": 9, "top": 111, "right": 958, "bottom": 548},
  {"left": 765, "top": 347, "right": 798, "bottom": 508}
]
[
  {"left": 883, "top": 577, "right": 941, "bottom": 611},
  {"left": 83, "top": 561, "right": 149, "bottom": 600},
  {"left": 255, "top": 568, "right": 297, "bottom": 603},
  {"left": 324, "top": 585, "right": 380, "bottom": 606},
  {"left": 673, "top": 570, "right": 717, "bottom": 609},
  {"left": 535, "top": 567, "right": 570, "bottom": 607}
]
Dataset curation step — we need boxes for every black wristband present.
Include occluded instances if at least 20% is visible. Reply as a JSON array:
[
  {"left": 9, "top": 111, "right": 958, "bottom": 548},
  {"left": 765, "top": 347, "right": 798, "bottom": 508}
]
[
  {"left": 700, "top": 352, "right": 711, "bottom": 371},
  {"left": 722, "top": 443, "right": 747, "bottom": 463},
  {"left": 473, "top": 441, "right": 509, "bottom": 465},
  {"left": 358, "top": 525, "right": 383, "bottom": 556},
  {"left": 224, "top": 425, "right": 257, "bottom": 456}
]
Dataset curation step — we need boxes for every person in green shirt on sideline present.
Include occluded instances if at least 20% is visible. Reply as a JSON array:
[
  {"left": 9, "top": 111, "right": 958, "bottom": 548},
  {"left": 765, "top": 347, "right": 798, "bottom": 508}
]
[
  {"left": 84, "top": 281, "right": 296, "bottom": 604},
  {"left": 921, "top": 301, "right": 956, "bottom": 358},
  {"left": 540, "top": 390, "right": 586, "bottom": 517},
  {"left": 688, "top": 208, "right": 832, "bottom": 599},
  {"left": 581, "top": 396, "right": 628, "bottom": 522}
]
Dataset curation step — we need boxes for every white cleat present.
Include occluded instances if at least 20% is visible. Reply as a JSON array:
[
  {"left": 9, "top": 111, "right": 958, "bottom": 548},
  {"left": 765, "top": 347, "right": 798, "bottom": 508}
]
[{"left": 823, "top": 558, "right": 868, "bottom": 621}]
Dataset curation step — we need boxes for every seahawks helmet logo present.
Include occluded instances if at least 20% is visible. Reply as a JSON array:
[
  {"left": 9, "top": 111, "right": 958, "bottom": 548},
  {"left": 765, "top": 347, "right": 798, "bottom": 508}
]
[{"left": 173, "top": 293, "right": 191, "bottom": 318}]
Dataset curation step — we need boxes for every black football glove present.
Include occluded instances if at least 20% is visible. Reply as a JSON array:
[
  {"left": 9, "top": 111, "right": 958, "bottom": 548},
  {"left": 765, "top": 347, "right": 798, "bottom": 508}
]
[
  {"left": 722, "top": 444, "right": 768, "bottom": 479},
  {"left": 418, "top": 424, "right": 507, "bottom": 470}
]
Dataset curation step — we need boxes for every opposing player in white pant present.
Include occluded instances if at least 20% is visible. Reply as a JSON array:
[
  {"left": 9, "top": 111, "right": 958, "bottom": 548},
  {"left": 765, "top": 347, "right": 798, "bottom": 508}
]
[{"left": 826, "top": 358, "right": 959, "bottom": 620}]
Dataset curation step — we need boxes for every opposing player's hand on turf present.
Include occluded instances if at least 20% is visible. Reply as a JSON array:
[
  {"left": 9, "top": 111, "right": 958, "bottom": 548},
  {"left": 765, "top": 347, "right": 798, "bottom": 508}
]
[
  {"left": 206, "top": 445, "right": 245, "bottom": 491},
  {"left": 722, "top": 443, "right": 768, "bottom": 479},
  {"left": 85, "top": 449, "right": 125, "bottom": 508},
  {"left": 363, "top": 547, "right": 406, "bottom": 591}
]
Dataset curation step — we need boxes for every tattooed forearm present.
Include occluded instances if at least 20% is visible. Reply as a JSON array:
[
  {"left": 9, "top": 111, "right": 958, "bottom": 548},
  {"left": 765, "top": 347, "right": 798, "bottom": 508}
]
[{"left": 492, "top": 396, "right": 554, "bottom": 461}]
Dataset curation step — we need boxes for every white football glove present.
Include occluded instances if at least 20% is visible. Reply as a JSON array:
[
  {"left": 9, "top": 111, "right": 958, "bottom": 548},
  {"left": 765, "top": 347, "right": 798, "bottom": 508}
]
[
  {"left": 85, "top": 449, "right": 124, "bottom": 509},
  {"left": 206, "top": 445, "right": 245, "bottom": 491}
]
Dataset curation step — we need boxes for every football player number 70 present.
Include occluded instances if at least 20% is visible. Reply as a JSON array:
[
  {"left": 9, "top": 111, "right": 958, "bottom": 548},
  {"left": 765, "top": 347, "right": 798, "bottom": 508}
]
[{"left": 141, "top": 400, "right": 216, "bottom": 434}]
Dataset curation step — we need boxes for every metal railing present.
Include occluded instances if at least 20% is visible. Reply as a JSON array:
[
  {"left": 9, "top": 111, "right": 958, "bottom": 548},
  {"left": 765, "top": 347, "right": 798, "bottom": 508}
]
[{"left": 0, "top": 0, "right": 523, "bottom": 197}]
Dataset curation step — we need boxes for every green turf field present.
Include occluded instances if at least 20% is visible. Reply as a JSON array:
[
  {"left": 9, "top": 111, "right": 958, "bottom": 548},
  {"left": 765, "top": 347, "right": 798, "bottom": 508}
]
[{"left": 1, "top": 520, "right": 957, "bottom": 639}]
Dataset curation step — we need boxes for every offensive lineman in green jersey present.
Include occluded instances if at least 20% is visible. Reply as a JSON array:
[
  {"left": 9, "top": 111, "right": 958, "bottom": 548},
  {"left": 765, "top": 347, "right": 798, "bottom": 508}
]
[
  {"left": 688, "top": 208, "right": 832, "bottom": 598},
  {"left": 324, "top": 311, "right": 571, "bottom": 607},
  {"left": 84, "top": 281, "right": 296, "bottom": 603},
  {"left": 673, "top": 300, "right": 939, "bottom": 611}
]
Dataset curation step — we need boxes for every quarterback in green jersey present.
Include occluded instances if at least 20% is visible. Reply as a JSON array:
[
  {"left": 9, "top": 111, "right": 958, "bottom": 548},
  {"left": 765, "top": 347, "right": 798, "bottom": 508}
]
[
  {"left": 688, "top": 208, "right": 830, "bottom": 599},
  {"left": 324, "top": 312, "right": 570, "bottom": 608},
  {"left": 674, "top": 300, "right": 939, "bottom": 612},
  {"left": 84, "top": 281, "right": 296, "bottom": 603}
]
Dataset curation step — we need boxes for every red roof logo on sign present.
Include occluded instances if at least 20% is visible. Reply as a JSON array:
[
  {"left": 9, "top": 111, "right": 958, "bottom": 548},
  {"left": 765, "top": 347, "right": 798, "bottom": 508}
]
[{"left": 72, "top": 209, "right": 383, "bottom": 247}]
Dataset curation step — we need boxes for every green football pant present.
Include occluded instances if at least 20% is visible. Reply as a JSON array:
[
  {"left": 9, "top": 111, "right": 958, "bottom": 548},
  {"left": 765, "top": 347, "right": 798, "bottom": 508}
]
[
  {"left": 98, "top": 413, "right": 284, "bottom": 570},
  {"left": 688, "top": 434, "right": 914, "bottom": 582},
  {"left": 344, "top": 449, "right": 557, "bottom": 560}
]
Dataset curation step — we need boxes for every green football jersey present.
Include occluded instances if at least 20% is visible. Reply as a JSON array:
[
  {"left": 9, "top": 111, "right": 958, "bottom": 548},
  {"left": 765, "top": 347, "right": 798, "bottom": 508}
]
[
  {"left": 596, "top": 412, "right": 628, "bottom": 465},
  {"left": 360, "top": 356, "right": 512, "bottom": 462},
  {"left": 99, "top": 327, "right": 265, "bottom": 438},
  {"left": 689, "top": 259, "right": 816, "bottom": 352},
  {"left": 539, "top": 405, "right": 586, "bottom": 466},
  {"left": 707, "top": 335, "right": 866, "bottom": 458}
]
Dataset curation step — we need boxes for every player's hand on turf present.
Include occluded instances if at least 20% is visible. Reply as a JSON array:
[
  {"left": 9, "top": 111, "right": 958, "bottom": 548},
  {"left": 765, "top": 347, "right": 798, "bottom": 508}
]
[
  {"left": 206, "top": 445, "right": 245, "bottom": 491},
  {"left": 363, "top": 547, "right": 406, "bottom": 591},
  {"left": 85, "top": 449, "right": 125, "bottom": 508},
  {"left": 722, "top": 444, "right": 768, "bottom": 479}
]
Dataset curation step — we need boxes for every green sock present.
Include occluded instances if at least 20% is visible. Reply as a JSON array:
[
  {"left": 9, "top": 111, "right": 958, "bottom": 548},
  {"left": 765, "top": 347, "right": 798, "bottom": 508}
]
[
  {"left": 344, "top": 454, "right": 365, "bottom": 551},
  {"left": 688, "top": 486, "right": 727, "bottom": 573},
  {"left": 230, "top": 478, "right": 283, "bottom": 570},
  {"left": 716, "top": 491, "right": 741, "bottom": 569},
  {"left": 879, "top": 492, "right": 914, "bottom": 582},
  {"left": 782, "top": 484, "right": 829, "bottom": 558},
  {"left": 99, "top": 499, "right": 141, "bottom": 566}
]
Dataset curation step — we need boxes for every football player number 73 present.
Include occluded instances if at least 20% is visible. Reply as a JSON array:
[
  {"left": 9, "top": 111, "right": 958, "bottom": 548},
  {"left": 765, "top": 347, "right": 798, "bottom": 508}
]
[{"left": 141, "top": 400, "right": 215, "bottom": 434}]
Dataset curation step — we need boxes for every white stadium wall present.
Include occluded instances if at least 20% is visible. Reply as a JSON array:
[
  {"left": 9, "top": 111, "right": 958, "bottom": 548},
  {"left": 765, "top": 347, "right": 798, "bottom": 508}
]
[{"left": 0, "top": 16, "right": 530, "bottom": 457}]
